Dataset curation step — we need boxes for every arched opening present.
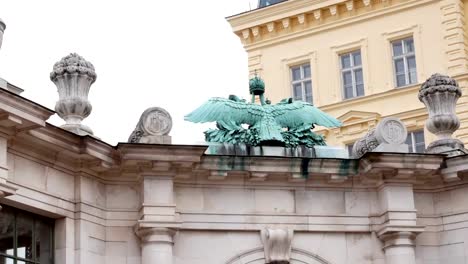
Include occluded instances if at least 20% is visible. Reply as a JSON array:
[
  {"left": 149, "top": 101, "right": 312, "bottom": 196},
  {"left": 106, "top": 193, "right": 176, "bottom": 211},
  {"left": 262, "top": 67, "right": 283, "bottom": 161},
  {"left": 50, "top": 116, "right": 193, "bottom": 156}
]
[{"left": 225, "top": 247, "right": 332, "bottom": 264}]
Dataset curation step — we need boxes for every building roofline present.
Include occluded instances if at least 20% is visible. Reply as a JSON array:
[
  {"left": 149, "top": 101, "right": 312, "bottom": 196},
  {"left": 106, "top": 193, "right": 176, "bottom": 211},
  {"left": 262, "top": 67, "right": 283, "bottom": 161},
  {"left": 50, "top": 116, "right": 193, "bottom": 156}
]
[{"left": 225, "top": 0, "right": 288, "bottom": 19}]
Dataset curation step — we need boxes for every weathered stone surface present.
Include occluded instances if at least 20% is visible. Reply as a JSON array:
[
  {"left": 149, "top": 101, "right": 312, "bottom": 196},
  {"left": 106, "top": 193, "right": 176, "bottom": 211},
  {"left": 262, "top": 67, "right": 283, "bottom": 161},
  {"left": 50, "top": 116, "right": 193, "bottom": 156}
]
[
  {"left": 419, "top": 73, "right": 465, "bottom": 154},
  {"left": 261, "top": 228, "right": 294, "bottom": 264},
  {"left": 352, "top": 117, "right": 408, "bottom": 157},
  {"left": 128, "top": 107, "right": 172, "bottom": 144},
  {"left": 50, "top": 53, "right": 96, "bottom": 136}
]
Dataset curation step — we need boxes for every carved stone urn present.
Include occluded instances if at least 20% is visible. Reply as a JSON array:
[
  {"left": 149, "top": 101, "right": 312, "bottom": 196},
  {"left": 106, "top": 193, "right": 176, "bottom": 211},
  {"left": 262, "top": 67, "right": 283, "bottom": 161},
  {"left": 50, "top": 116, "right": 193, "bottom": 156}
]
[
  {"left": 418, "top": 73, "right": 464, "bottom": 153},
  {"left": 0, "top": 19, "right": 5, "bottom": 50},
  {"left": 50, "top": 53, "right": 97, "bottom": 136}
]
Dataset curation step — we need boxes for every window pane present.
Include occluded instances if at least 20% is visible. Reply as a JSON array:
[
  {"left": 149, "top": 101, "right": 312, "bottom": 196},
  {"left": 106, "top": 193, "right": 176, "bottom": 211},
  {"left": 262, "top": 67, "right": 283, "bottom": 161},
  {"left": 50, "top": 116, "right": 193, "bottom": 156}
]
[
  {"left": 346, "top": 144, "right": 354, "bottom": 156},
  {"left": 414, "top": 131, "right": 425, "bottom": 143},
  {"left": 407, "top": 55, "right": 416, "bottom": 70},
  {"left": 341, "top": 54, "right": 351, "bottom": 69},
  {"left": 17, "top": 213, "right": 33, "bottom": 260},
  {"left": 396, "top": 74, "right": 406, "bottom": 87},
  {"left": 392, "top": 41, "right": 403, "bottom": 56},
  {"left": 304, "top": 81, "right": 313, "bottom": 103},
  {"left": 291, "top": 67, "right": 301, "bottom": 81},
  {"left": 354, "top": 69, "right": 363, "bottom": 84},
  {"left": 405, "top": 134, "right": 412, "bottom": 144},
  {"left": 36, "top": 220, "right": 52, "bottom": 263},
  {"left": 293, "top": 83, "right": 302, "bottom": 100},
  {"left": 409, "top": 70, "right": 417, "bottom": 84},
  {"left": 0, "top": 256, "right": 15, "bottom": 264},
  {"left": 394, "top": 58, "right": 405, "bottom": 74},
  {"left": 415, "top": 143, "right": 425, "bottom": 153},
  {"left": 356, "top": 84, "right": 365, "bottom": 97},
  {"left": 302, "top": 64, "right": 311, "bottom": 79},
  {"left": 352, "top": 51, "right": 362, "bottom": 66},
  {"left": 0, "top": 206, "right": 15, "bottom": 257},
  {"left": 342, "top": 71, "right": 353, "bottom": 86},
  {"left": 344, "top": 85, "right": 354, "bottom": 99},
  {"left": 404, "top": 38, "right": 414, "bottom": 53}
]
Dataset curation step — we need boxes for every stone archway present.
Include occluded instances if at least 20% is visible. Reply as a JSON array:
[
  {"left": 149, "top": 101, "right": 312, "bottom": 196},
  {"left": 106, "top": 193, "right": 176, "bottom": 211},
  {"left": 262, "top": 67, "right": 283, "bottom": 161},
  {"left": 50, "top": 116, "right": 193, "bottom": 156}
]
[{"left": 225, "top": 247, "right": 331, "bottom": 264}]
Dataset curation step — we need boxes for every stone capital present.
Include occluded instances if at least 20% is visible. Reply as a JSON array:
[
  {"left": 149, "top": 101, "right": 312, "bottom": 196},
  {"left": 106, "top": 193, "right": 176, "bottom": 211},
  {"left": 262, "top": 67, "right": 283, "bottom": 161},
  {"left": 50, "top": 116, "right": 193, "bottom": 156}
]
[
  {"left": 135, "top": 227, "right": 177, "bottom": 245},
  {"left": 377, "top": 229, "right": 421, "bottom": 250}
]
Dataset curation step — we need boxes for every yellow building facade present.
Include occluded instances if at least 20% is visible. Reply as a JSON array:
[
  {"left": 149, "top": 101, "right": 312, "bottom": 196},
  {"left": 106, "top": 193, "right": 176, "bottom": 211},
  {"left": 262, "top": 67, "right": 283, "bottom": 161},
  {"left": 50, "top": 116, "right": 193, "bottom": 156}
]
[{"left": 227, "top": 0, "right": 468, "bottom": 152}]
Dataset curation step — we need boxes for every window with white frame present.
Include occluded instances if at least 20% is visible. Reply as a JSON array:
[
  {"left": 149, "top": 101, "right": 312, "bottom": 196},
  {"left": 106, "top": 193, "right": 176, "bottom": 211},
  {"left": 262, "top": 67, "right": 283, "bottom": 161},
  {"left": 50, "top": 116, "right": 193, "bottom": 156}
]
[
  {"left": 346, "top": 143, "right": 355, "bottom": 156},
  {"left": 340, "top": 50, "right": 364, "bottom": 99},
  {"left": 291, "top": 63, "right": 313, "bottom": 103},
  {"left": 405, "top": 130, "right": 425, "bottom": 153},
  {"left": 392, "top": 37, "right": 417, "bottom": 87}
]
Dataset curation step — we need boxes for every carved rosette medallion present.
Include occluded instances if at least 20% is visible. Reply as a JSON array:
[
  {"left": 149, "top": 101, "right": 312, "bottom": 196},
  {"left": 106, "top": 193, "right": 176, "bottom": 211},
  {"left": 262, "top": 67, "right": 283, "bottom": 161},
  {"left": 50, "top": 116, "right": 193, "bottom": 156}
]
[{"left": 375, "top": 118, "right": 407, "bottom": 145}]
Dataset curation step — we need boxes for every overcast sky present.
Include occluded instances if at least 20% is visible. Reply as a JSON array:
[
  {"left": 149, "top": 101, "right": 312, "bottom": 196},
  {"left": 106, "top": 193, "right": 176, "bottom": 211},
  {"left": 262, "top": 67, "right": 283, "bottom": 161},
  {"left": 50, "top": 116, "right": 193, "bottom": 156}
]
[{"left": 0, "top": 0, "right": 258, "bottom": 145}]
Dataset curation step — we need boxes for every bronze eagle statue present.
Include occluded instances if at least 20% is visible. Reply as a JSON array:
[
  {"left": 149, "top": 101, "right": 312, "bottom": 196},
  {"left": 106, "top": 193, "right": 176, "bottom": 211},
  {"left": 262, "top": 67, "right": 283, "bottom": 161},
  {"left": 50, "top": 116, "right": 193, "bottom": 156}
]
[{"left": 185, "top": 76, "right": 342, "bottom": 147}]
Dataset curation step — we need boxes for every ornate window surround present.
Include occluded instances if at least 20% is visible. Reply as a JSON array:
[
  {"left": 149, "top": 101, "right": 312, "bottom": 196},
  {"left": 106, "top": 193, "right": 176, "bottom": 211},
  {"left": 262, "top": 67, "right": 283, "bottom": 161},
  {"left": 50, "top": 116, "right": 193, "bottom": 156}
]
[
  {"left": 381, "top": 24, "right": 424, "bottom": 89},
  {"left": 281, "top": 51, "right": 319, "bottom": 105},
  {"left": 330, "top": 38, "right": 370, "bottom": 102}
]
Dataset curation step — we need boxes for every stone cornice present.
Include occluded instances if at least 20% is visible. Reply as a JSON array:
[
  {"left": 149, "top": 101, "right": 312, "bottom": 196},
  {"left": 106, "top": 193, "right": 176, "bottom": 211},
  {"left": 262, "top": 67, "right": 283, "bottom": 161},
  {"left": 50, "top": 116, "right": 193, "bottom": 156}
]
[
  {"left": 229, "top": 0, "right": 438, "bottom": 51},
  {"left": 227, "top": 0, "right": 344, "bottom": 31},
  {"left": 0, "top": 88, "right": 54, "bottom": 131},
  {"left": 358, "top": 152, "right": 444, "bottom": 185},
  {"left": 117, "top": 143, "right": 207, "bottom": 164}
]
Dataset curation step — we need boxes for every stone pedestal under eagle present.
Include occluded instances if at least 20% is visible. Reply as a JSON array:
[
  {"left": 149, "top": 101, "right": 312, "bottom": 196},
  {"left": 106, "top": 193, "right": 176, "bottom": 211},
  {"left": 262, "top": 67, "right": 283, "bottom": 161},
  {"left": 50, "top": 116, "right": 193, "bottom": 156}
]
[{"left": 185, "top": 76, "right": 342, "bottom": 147}]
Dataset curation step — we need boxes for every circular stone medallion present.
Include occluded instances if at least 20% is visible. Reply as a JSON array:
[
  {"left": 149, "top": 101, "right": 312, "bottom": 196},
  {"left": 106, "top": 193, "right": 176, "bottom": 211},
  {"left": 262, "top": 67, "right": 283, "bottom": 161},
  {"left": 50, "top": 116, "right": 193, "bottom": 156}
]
[
  {"left": 141, "top": 107, "right": 172, "bottom": 136},
  {"left": 376, "top": 117, "right": 407, "bottom": 145}
]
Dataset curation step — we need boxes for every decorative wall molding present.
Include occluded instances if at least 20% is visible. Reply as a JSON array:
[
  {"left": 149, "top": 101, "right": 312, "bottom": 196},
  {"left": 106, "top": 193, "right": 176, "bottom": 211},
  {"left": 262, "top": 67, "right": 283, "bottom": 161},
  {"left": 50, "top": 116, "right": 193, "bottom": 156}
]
[
  {"left": 440, "top": 0, "right": 468, "bottom": 75},
  {"left": 225, "top": 247, "right": 331, "bottom": 264}
]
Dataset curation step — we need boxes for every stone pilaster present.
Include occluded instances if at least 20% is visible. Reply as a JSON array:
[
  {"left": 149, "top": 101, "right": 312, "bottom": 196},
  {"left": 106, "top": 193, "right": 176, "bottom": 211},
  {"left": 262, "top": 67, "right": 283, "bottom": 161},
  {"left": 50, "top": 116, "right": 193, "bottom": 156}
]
[
  {"left": 0, "top": 136, "right": 17, "bottom": 206},
  {"left": 441, "top": 0, "right": 467, "bottom": 76},
  {"left": 136, "top": 227, "right": 176, "bottom": 264},
  {"left": 136, "top": 174, "right": 179, "bottom": 264},
  {"left": 376, "top": 184, "right": 423, "bottom": 264}
]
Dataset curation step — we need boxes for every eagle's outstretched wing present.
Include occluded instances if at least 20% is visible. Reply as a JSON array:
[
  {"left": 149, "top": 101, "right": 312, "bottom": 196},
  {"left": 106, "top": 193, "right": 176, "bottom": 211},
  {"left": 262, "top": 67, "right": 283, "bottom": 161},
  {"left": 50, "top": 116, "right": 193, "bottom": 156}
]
[
  {"left": 271, "top": 100, "right": 342, "bottom": 128},
  {"left": 185, "top": 97, "right": 265, "bottom": 129}
]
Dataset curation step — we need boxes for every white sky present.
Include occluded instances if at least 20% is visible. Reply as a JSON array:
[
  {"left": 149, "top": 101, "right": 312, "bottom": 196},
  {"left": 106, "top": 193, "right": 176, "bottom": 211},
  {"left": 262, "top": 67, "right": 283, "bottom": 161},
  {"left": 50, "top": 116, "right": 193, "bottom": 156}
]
[{"left": 0, "top": 0, "right": 258, "bottom": 145}]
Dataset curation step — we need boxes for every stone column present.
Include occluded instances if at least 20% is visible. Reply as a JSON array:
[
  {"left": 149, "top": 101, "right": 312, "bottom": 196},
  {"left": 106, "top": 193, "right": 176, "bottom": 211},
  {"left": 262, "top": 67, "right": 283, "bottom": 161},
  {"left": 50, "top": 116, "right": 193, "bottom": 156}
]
[
  {"left": 136, "top": 228, "right": 176, "bottom": 264},
  {"left": 379, "top": 231, "right": 417, "bottom": 264},
  {"left": 136, "top": 175, "right": 179, "bottom": 264}
]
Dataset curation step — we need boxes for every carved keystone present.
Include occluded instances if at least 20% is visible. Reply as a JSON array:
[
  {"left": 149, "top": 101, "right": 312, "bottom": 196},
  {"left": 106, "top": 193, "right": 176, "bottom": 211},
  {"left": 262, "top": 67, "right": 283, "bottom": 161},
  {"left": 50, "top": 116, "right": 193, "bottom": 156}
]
[{"left": 261, "top": 228, "right": 294, "bottom": 264}]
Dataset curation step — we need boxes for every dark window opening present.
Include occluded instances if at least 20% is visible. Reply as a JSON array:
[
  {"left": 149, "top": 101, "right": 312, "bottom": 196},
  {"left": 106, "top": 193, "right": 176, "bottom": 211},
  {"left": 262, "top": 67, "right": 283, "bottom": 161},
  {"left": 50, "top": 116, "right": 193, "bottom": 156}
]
[{"left": 0, "top": 205, "right": 54, "bottom": 264}]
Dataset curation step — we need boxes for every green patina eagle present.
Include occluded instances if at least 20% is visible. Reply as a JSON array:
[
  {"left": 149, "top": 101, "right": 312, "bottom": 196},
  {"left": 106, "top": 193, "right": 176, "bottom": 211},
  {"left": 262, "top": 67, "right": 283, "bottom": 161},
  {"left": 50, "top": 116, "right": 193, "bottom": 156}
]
[{"left": 185, "top": 76, "right": 342, "bottom": 147}]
